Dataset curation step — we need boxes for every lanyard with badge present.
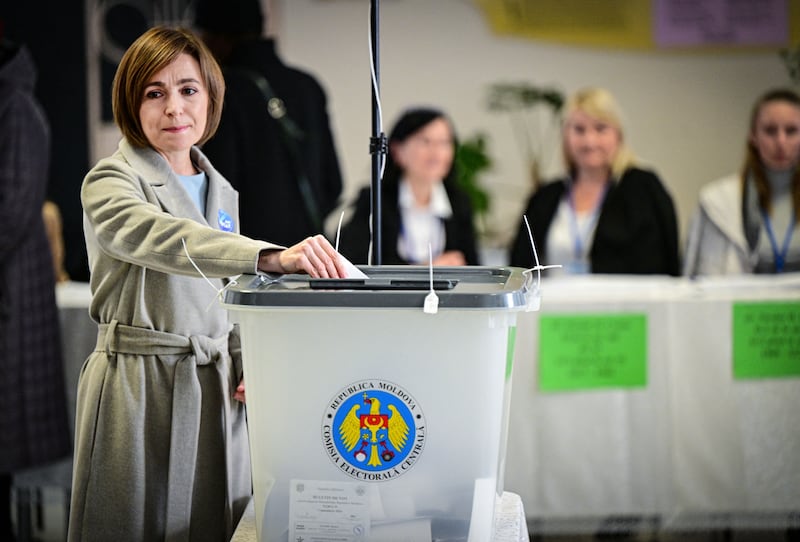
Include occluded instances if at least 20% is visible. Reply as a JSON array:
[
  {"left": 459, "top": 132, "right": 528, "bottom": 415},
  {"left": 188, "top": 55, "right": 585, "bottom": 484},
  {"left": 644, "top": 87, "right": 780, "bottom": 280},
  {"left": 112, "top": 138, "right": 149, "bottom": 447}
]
[
  {"left": 566, "top": 181, "right": 609, "bottom": 273},
  {"left": 761, "top": 209, "right": 796, "bottom": 273}
]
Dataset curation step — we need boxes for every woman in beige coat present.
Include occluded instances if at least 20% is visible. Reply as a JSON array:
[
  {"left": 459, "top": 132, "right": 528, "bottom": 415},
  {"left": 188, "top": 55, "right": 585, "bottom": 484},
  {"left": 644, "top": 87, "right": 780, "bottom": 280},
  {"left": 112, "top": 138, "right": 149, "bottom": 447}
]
[{"left": 68, "top": 27, "right": 345, "bottom": 542}]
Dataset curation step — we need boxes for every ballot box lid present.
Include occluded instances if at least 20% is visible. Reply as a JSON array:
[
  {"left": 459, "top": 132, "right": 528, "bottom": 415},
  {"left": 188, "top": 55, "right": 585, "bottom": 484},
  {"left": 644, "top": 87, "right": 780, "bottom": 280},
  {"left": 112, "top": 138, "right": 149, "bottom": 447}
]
[{"left": 223, "top": 266, "right": 533, "bottom": 310}]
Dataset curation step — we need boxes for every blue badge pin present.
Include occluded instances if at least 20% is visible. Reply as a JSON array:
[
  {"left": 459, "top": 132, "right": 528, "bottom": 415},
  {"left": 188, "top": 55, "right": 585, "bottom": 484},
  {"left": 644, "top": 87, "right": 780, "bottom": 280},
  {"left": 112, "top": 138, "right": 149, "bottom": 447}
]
[{"left": 218, "top": 209, "right": 234, "bottom": 232}]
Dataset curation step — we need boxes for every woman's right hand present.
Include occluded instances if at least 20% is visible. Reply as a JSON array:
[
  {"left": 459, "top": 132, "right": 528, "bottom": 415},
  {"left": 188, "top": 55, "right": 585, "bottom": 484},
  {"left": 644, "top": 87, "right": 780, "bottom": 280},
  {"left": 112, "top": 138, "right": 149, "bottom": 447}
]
[{"left": 258, "top": 234, "right": 346, "bottom": 278}]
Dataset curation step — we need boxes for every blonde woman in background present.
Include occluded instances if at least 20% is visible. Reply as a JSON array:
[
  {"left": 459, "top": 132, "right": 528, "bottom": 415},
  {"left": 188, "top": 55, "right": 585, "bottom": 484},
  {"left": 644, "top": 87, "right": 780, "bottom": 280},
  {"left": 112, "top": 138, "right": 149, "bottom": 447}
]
[
  {"left": 509, "top": 87, "right": 680, "bottom": 275},
  {"left": 684, "top": 88, "right": 800, "bottom": 276}
]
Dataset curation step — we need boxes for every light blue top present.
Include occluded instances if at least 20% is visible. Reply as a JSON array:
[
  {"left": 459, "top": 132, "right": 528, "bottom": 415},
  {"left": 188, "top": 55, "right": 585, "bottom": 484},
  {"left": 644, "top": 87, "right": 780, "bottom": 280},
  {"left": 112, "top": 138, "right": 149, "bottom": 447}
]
[{"left": 178, "top": 171, "right": 208, "bottom": 215}]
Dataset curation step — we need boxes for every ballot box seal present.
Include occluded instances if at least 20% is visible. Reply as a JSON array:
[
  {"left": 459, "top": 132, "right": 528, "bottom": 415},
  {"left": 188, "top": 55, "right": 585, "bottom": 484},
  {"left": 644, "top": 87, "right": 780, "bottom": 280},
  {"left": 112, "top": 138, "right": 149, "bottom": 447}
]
[{"left": 322, "top": 380, "right": 426, "bottom": 481}]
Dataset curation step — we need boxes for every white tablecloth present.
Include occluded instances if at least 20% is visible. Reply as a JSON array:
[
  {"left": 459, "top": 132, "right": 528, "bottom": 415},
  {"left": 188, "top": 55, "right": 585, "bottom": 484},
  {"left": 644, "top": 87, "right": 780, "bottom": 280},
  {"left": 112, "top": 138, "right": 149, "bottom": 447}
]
[
  {"left": 15, "top": 277, "right": 800, "bottom": 536},
  {"left": 504, "top": 274, "right": 800, "bottom": 533}
]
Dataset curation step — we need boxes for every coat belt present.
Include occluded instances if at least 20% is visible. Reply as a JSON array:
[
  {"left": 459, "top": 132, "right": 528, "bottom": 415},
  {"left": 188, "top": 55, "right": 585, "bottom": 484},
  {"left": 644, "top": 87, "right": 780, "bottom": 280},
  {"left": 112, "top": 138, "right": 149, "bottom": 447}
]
[{"left": 96, "top": 320, "right": 237, "bottom": 542}]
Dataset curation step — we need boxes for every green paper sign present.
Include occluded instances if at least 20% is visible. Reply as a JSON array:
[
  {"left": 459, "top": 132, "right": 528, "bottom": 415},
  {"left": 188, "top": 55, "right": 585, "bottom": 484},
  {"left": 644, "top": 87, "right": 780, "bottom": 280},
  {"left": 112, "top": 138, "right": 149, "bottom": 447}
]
[
  {"left": 733, "top": 301, "right": 800, "bottom": 379},
  {"left": 538, "top": 314, "right": 647, "bottom": 391}
]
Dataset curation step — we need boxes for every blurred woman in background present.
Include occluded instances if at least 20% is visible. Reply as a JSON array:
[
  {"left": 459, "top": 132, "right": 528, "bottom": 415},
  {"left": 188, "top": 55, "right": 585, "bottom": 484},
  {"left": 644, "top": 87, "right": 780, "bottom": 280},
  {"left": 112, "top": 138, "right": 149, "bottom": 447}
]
[
  {"left": 509, "top": 87, "right": 680, "bottom": 276},
  {"left": 0, "top": 26, "right": 70, "bottom": 542},
  {"left": 684, "top": 88, "right": 800, "bottom": 276},
  {"left": 339, "top": 107, "right": 479, "bottom": 266}
]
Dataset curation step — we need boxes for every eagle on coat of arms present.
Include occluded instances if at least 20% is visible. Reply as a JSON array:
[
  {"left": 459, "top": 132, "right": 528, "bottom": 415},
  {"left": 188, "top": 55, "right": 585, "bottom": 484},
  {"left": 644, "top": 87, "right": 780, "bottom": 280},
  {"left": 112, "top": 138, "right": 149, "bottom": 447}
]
[{"left": 338, "top": 392, "right": 410, "bottom": 467}]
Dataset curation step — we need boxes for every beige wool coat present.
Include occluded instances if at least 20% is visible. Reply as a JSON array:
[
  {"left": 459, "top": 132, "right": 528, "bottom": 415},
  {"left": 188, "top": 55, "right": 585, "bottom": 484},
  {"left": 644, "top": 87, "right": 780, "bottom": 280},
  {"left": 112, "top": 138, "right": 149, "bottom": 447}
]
[{"left": 68, "top": 140, "right": 279, "bottom": 542}]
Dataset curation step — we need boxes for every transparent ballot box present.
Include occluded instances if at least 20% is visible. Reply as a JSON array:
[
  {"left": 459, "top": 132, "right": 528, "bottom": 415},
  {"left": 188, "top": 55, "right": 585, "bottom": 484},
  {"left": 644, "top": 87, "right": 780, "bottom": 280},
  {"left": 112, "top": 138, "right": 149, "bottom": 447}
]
[{"left": 222, "top": 266, "right": 537, "bottom": 542}]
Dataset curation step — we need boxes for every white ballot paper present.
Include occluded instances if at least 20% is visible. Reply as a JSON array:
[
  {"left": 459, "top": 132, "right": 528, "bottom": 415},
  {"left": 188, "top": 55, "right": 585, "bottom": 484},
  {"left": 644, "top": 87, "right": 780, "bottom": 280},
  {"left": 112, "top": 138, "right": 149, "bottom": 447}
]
[
  {"left": 289, "top": 479, "right": 370, "bottom": 541},
  {"left": 339, "top": 254, "right": 369, "bottom": 279}
]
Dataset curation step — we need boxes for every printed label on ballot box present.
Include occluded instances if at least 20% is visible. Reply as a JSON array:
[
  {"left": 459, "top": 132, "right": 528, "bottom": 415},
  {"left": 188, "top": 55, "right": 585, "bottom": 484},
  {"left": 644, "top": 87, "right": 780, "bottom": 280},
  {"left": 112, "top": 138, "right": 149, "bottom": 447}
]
[{"left": 289, "top": 479, "right": 370, "bottom": 541}]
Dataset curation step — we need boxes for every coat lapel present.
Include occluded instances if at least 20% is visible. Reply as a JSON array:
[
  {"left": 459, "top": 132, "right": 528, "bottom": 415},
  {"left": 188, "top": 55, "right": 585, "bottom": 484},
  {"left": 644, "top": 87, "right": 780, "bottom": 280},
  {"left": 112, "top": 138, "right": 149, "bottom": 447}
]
[
  {"left": 119, "top": 140, "right": 232, "bottom": 227},
  {"left": 193, "top": 147, "right": 240, "bottom": 234}
]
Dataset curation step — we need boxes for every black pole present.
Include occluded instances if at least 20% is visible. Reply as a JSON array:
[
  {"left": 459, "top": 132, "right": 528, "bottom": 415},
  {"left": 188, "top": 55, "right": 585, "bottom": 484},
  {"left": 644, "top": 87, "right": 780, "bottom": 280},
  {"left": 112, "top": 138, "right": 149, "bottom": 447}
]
[{"left": 369, "top": 0, "right": 385, "bottom": 265}]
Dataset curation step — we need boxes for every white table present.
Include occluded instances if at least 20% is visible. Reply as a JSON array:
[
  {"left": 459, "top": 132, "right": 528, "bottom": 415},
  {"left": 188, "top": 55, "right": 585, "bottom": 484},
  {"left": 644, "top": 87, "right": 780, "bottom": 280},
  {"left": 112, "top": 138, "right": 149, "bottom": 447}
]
[
  {"left": 504, "top": 274, "right": 800, "bottom": 534},
  {"left": 16, "top": 276, "right": 800, "bottom": 538}
]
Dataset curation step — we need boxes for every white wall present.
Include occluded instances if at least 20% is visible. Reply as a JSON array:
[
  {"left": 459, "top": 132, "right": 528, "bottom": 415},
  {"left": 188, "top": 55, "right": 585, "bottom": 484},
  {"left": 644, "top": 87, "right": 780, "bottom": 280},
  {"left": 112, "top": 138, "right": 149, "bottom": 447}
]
[
  {"left": 269, "top": 0, "right": 787, "bottom": 253},
  {"left": 85, "top": 0, "right": 789, "bottom": 256}
]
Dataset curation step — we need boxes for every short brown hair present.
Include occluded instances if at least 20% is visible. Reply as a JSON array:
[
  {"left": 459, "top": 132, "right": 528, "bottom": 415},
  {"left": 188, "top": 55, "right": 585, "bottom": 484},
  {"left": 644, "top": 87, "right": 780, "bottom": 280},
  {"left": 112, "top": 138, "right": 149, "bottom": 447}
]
[{"left": 112, "top": 26, "right": 225, "bottom": 148}]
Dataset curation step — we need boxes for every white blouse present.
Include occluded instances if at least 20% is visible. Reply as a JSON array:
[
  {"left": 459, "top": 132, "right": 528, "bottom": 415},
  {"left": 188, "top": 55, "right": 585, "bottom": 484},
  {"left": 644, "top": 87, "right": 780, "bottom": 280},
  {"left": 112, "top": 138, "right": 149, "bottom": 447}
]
[{"left": 397, "top": 179, "right": 453, "bottom": 264}]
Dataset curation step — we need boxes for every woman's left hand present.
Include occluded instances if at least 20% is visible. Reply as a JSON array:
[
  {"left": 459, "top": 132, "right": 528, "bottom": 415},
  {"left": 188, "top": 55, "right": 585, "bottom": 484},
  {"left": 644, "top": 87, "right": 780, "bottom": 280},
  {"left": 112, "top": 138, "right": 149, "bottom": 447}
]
[{"left": 234, "top": 379, "right": 246, "bottom": 403}]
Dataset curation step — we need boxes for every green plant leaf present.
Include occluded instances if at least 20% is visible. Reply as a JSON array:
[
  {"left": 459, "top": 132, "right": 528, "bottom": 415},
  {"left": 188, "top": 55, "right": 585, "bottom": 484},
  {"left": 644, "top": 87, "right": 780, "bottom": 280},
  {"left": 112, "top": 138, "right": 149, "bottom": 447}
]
[{"left": 455, "top": 133, "right": 493, "bottom": 218}]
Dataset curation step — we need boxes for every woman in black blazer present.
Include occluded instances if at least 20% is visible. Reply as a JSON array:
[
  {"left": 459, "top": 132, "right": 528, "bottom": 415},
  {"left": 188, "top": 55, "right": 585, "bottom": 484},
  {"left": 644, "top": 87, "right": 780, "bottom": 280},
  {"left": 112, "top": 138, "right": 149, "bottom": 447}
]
[
  {"left": 509, "top": 87, "right": 680, "bottom": 276},
  {"left": 340, "top": 107, "right": 479, "bottom": 266}
]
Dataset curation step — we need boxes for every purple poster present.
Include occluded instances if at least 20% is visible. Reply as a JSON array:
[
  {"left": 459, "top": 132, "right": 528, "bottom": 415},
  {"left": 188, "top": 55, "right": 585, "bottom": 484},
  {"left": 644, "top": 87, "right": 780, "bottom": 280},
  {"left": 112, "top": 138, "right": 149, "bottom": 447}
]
[{"left": 654, "top": 0, "right": 789, "bottom": 47}]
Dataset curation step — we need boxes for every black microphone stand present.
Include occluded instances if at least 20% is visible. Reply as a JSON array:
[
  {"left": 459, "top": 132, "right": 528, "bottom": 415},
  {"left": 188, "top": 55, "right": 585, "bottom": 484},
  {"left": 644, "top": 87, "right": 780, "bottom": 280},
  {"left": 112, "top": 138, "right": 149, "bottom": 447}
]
[{"left": 369, "top": 0, "right": 386, "bottom": 265}]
